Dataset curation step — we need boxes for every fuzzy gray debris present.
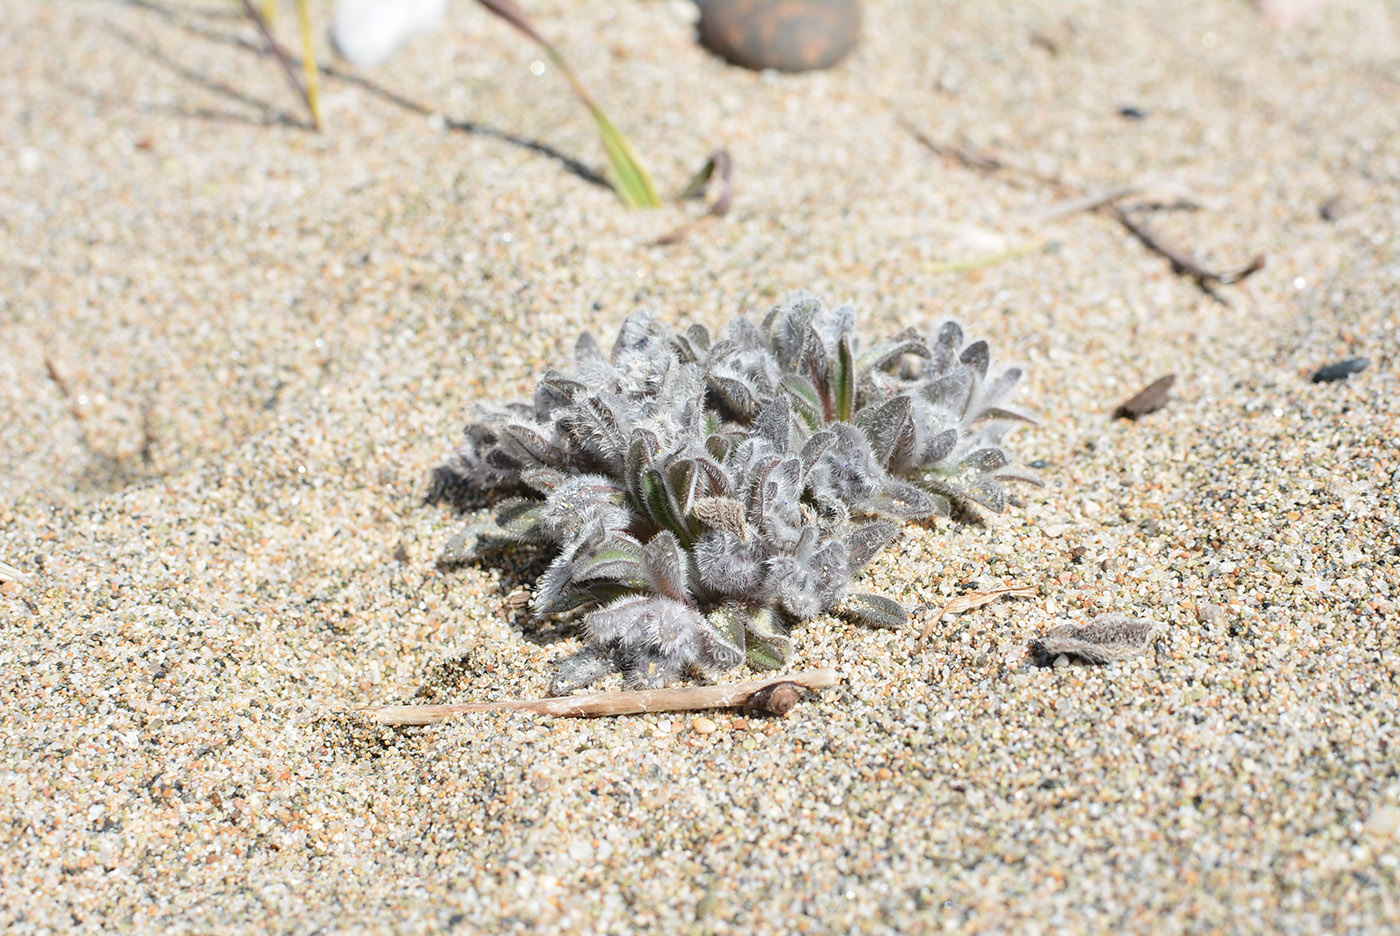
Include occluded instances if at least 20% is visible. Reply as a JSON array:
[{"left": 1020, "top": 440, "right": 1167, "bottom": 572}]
[{"left": 1029, "top": 614, "right": 1161, "bottom": 665}]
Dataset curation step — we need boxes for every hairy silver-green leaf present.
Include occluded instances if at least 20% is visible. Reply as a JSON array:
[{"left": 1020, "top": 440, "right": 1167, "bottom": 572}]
[
  {"left": 744, "top": 606, "right": 793, "bottom": 671},
  {"left": 857, "top": 328, "right": 930, "bottom": 374},
  {"left": 837, "top": 592, "right": 908, "bottom": 629},
  {"left": 549, "top": 645, "right": 618, "bottom": 695},
  {"left": 959, "top": 339, "right": 991, "bottom": 378},
  {"left": 835, "top": 333, "right": 855, "bottom": 422},
  {"left": 710, "top": 374, "right": 761, "bottom": 421},
  {"left": 846, "top": 521, "right": 900, "bottom": 571},
  {"left": 856, "top": 395, "right": 914, "bottom": 467},
  {"left": 960, "top": 447, "right": 1009, "bottom": 474},
  {"left": 572, "top": 532, "right": 646, "bottom": 584},
  {"left": 780, "top": 374, "right": 824, "bottom": 431},
  {"left": 643, "top": 531, "right": 691, "bottom": 602},
  {"left": 564, "top": 396, "right": 629, "bottom": 466},
  {"left": 492, "top": 498, "right": 547, "bottom": 542},
  {"left": 703, "top": 603, "right": 750, "bottom": 670}
]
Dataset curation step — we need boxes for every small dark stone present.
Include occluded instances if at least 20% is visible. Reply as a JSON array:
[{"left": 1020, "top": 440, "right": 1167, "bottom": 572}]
[
  {"left": 1311, "top": 357, "right": 1369, "bottom": 383},
  {"left": 1117, "top": 105, "right": 1147, "bottom": 120},
  {"left": 697, "top": 0, "right": 861, "bottom": 73},
  {"left": 1114, "top": 374, "right": 1175, "bottom": 419},
  {"left": 1030, "top": 458, "right": 1050, "bottom": 469},
  {"left": 1319, "top": 194, "right": 1351, "bottom": 221}
]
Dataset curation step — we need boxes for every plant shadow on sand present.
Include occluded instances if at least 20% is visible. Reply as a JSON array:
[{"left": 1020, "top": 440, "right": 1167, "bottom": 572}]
[
  {"left": 109, "top": 0, "right": 612, "bottom": 188},
  {"left": 427, "top": 466, "right": 586, "bottom": 648}
]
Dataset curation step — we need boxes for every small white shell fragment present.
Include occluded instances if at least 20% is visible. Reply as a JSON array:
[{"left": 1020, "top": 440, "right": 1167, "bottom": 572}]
[{"left": 331, "top": 0, "right": 447, "bottom": 68}]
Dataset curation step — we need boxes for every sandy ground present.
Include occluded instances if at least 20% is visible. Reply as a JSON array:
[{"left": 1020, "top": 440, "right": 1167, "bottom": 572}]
[{"left": 2, "top": 0, "right": 1398, "bottom": 932}]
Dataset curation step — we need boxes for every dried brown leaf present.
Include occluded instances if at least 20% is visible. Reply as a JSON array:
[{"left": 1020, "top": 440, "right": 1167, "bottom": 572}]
[
  {"left": 1115, "top": 374, "right": 1175, "bottom": 420},
  {"left": 916, "top": 585, "right": 1038, "bottom": 649}
]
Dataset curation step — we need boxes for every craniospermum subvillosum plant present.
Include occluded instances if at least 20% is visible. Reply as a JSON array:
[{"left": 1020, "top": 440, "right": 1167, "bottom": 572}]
[{"left": 439, "top": 292, "right": 1039, "bottom": 693}]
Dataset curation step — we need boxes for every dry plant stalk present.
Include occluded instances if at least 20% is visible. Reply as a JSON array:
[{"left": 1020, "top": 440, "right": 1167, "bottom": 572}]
[
  {"left": 1109, "top": 206, "right": 1265, "bottom": 299},
  {"left": 902, "top": 119, "right": 1264, "bottom": 301},
  {"left": 239, "top": 0, "right": 321, "bottom": 129},
  {"left": 652, "top": 149, "right": 735, "bottom": 246},
  {"left": 917, "top": 585, "right": 1038, "bottom": 649},
  {"left": 352, "top": 668, "right": 838, "bottom": 725},
  {"left": 293, "top": 0, "right": 322, "bottom": 129}
]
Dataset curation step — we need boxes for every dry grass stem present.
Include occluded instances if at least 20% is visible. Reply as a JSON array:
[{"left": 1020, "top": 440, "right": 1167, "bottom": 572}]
[
  {"left": 239, "top": 0, "right": 319, "bottom": 129},
  {"left": 294, "top": 0, "right": 322, "bottom": 130},
  {"left": 924, "top": 238, "right": 1051, "bottom": 275},
  {"left": 916, "top": 586, "right": 1038, "bottom": 650},
  {"left": 351, "top": 668, "right": 839, "bottom": 725},
  {"left": 652, "top": 149, "right": 735, "bottom": 246}
]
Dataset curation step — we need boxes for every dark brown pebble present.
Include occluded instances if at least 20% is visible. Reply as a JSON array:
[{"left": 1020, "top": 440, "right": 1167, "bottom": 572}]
[
  {"left": 1319, "top": 194, "right": 1351, "bottom": 221},
  {"left": 697, "top": 0, "right": 861, "bottom": 72}
]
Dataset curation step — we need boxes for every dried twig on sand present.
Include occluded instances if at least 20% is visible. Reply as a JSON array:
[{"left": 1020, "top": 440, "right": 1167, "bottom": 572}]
[
  {"left": 1110, "top": 207, "right": 1265, "bottom": 300},
  {"left": 1028, "top": 614, "right": 1160, "bottom": 665},
  {"left": 1030, "top": 181, "right": 1208, "bottom": 225},
  {"left": 351, "top": 668, "right": 838, "bottom": 725},
  {"left": 916, "top": 586, "right": 1038, "bottom": 650},
  {"left": 652, "top": 149, "right": 735, "bottom": 246},
  {"left": 902, "top": 120, "right": 1264, "bottom": 300}
]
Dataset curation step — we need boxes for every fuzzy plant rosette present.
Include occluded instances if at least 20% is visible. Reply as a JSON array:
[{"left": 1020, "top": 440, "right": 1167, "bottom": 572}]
[{"left": 439, "top": 293, "right": 1038, "bottom": 694}]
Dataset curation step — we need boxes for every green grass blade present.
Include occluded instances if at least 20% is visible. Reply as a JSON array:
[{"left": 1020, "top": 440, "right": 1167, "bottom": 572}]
[
  {"left": 588, "top": 105, "right": 661, "bottom": 208},
  {"left": 473, "top": 0, "right": 659, "bottom": 208}
]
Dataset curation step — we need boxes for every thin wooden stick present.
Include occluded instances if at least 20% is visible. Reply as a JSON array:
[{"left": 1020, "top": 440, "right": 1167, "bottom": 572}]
[
  {"left": 351, "top": 668, "right": 839, "bottom": 725},
  {"left": 1110, "top": 206, "right": 1265, "bottom": 297},
  {"left": 1029, "top": 181, "right": 1207, "bottom": 226}
]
